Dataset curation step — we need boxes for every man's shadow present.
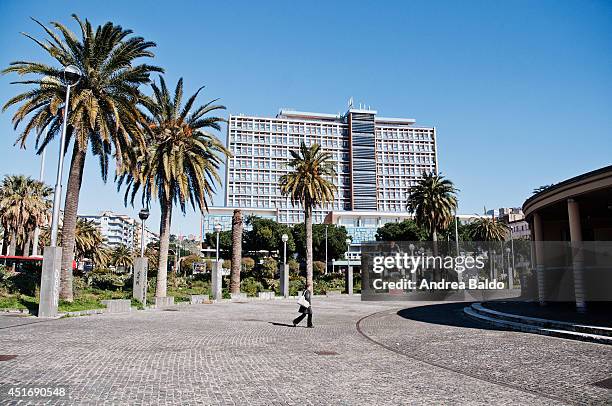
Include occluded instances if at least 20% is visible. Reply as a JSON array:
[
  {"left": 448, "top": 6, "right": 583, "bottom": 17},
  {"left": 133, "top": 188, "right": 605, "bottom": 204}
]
[{"left": 269, "top": 322, "right": 304, "bottom": 328}]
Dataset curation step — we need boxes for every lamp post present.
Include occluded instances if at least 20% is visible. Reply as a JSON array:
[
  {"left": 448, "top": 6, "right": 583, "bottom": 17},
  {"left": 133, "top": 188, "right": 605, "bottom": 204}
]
[
  {"left": 281, "top": 233, "right": 289, "bottom": 298},
  {"left": 211, "top": 223, "right": 223, "bottom": 301},
  {"left": 138, "top": 208, "right": 149, "bottom": 257},
  {"left": 324, "top": 225, "right": 328, "bottom": 274},
  {"left": 332, "top": 258, "right": 335, "bottom": 273},
  {"left": 345, "top": 238, "right": 351, "bottom": 260},
  {"left": 134, "top": 208, "right": 150, "bottom": 306},
  {"left": 282, "top": 233, "right": 288, "bottom": 265},
  {"left": 214, "top": 223, "right": 222, "bottom": 263},
  {"left": 50, "top": 65, "right": 82, "bottom": 247},
  {"left": 454, "top": 209, "right": 460, "bottom": 256},
  {"left": 506, "top": 247, "right": 513, "bottom": 289},
  {"left": 39, "top": 65, "right": 81, "bottom": 318}
]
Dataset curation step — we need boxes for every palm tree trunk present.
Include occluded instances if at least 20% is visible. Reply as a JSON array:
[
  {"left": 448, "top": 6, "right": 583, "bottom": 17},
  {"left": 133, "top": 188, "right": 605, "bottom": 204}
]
[
  {"left": 156, "top": 197, "right": 172, "bottom": 298},
  {"left": 305, "top": 206, "right": 313, "bottom": 293},
  {"left": 59, "top": 144, "right": 87, "bottom": 301},
  {"left": 2, "top": 229, "right": 10, "bottom": 255},
  {"left": 230, "top": 209, "right": 242, "bottom": 294},
  {"left": 8, "top": 231, "right": 17, "bottom": 256},
  {"left": 23, "top": 232, "right": 32, "bottom": 257},
  {"left": 432, "top": 228, "right": 439, "bottom": 282}
]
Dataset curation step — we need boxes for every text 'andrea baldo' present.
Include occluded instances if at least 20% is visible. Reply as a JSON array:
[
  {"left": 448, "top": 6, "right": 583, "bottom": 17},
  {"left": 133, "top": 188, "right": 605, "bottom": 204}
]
[{"left": 370, "top": 253, "right": 506, "bottom": 290}]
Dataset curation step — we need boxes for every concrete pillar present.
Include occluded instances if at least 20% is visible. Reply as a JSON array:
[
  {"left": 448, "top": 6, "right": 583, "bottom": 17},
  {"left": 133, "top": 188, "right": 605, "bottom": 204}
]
[
  {"left": 345, "top": 265, "right": 353, "bottom": 295},
  {"left": 567, "top": 198, "right": 586, "bottom": 312},
  {"left": 280, "top": 263, "right": 289, "bottom": 298},
  {"left": 133, "top": 257, "right": 148, "bottom": 305},
  {"left": 38, "top": 246, "right": 62, "bottom": 317},
  {"left": 533, "top": 212, "right": 546, "bottom": 306},
  {"left": 211, "top": 259, "right": 223, "bottom": 301}
]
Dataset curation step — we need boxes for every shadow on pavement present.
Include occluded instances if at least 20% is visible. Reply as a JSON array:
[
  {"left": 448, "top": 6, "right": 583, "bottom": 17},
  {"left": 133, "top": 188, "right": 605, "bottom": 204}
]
[{"left": 396, "top": 302, "right": 504, "bottom": 331}]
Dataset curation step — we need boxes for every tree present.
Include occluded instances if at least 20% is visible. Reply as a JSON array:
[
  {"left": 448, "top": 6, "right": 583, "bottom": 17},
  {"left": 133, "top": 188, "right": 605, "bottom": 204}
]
[
  {"left": 407, "top": 173, "right": 458, "bottom": 281},
  {"left": 0, "top": 175, "right": 52, "bottom": 256},
  {"left": 74, "top": 219, "right": 104, "bottom": 261},
  {"left": 230, "top": 209, "right": 242, "bottom": 294},
  {"left": 292, "top": 224, "right": 348, "bottom": 263},
  {"left": 533, "top": 184, "right": 555, "bottom": 194},
  {"left": 375, "top": 219, "right": 427, "bottom": 242},
  {"left": 279, "top": 142, "right": 336, "bottom": 293},
  {"left": 205, "top": 230, "right": 232, "bottom": 258},
  {"left": 244, "top": 216, "right": 294, "bottom": 256},
  {"left": 3, "top": 15, "right": 161, "bottom": 300},
  {"left": 111, "top": 244, "right": 133, "bottom": 271},
  {"left": 118, "top": 77, "right": 228, "bottom": 298},
  {"left": 466, "top": 217, "right": 509, "bottom": 241},
  {"left": 407, "top": 173, "right": 458, "bottom": 242}
]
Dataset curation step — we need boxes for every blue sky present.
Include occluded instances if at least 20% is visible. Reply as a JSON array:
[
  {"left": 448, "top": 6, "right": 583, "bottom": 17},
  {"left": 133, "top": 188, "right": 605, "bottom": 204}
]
[{"left": 0, "top": 0, "right": 610, "bottom": 236}]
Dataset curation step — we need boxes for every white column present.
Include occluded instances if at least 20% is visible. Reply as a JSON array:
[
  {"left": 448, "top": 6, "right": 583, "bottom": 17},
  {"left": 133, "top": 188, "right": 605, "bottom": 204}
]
[
  {"left": 567, "top": 198, "right": 586, "bottom": 312},
  {"left": 533, "top": 212, "right": 546, "bottom": 306}
]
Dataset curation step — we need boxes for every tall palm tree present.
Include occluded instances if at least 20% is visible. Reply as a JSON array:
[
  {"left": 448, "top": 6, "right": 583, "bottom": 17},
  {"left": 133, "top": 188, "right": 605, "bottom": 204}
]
[
  {"left": 230, "top": 209, "right": 242, "bottom": 294},
  {"left": 0, "top": 175, "right": 52, "bottom": 256},
  {"left": 407, "top": 173, "right": 458, "bottom": 281},
  {"left": 118, "top": 77, "right": 228, "bottom": 298},
  {"left": 111, "top": 244, "right": 133, "bottom": 272},
  {"left": 467, "top": 217, "right": 509, "bottom": 241},
  {"left": 279, "top": 142, "right": 336, "bottom": 293},
  {"left": 407, "top": 173, "right": 458, "bottom": 242},
  {"left": 2, "top": 15, "right": 161, "bottom": 301}
]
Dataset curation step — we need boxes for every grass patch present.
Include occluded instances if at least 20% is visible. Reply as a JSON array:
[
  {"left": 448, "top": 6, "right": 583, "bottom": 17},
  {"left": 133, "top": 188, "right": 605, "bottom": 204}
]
[{"left": 58, "top": 298, "right": 106, "bottom": 313}]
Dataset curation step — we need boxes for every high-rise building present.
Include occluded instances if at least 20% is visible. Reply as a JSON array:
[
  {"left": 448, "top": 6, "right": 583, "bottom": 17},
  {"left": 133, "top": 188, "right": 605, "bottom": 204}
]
[
  {"left": 80, "top": 211, "right": 135, "bottom": 248},
  {"left": 225, "top": 107, "right": 437, "bottom": 226}
]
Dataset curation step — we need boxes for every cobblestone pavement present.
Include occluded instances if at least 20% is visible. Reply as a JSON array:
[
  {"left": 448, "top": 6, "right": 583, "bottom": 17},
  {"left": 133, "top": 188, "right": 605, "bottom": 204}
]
[{"left": 0, "top": 297, "right": 609, "bottom": 405}]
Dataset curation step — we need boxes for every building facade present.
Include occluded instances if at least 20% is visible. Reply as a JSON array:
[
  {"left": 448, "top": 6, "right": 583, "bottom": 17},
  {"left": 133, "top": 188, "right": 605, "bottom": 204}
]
[
  {"left": 225, "top": 107, "right": 437, "bottom": 226},
  {"left": 79, "top": 211, "right": 157, "bottom": 250}
]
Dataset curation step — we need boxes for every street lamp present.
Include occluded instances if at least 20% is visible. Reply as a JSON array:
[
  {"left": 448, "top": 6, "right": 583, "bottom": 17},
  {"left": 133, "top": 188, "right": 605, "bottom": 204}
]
[
  {"left": 345, "top": 238, "right": 351, "bottom": 260},
  {"left": 506, "top": 247, "right": 512, "bottom": 289},
  {"left": 324, "top": 225, "right": 328, "bottom": 274},
  {"left": 332, "top": 258, "right": 336, "bottom": 273},
  {"left": 214, "top": 223, "right": 222, "bottom": 262},
  {"left": 50, "top": 65, "right": 82, "bottom": 247},
  {"left": 281, "top": 233, "right": 288, "bottom": 265},
  {"left": 138, "top": 208, "right": 149, "bottom": 257}
]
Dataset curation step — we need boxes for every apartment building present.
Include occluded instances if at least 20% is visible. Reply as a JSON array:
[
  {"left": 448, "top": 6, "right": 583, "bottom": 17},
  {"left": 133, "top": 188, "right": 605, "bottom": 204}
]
[{"left": 224, "top": 106, "right": 437, "bottom": 227}]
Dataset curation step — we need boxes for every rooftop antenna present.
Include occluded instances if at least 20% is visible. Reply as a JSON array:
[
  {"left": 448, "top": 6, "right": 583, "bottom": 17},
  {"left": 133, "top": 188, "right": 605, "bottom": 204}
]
[{"left": 348, "top": 97, "right": 354, "bottom": 108}]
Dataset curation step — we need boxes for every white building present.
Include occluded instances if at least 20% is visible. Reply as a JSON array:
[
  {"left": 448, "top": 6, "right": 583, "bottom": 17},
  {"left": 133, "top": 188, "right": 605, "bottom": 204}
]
[{"left": 79, "top": 211, "right": 154, "bottom": 249}]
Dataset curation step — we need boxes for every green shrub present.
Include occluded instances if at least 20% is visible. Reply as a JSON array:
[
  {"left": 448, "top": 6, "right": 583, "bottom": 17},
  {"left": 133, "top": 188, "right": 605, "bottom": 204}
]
[
  {"left": 241, "top": 277, "right": 263, "bottom": 297},
  {"left": 288, "top": 259, "right": 300, "bottom": 275},
  {"left": 89, "top": 272, "right": 127, "bottom": 290},
  {"left": 10, "top": 271, "right": 40, "bottom": 296}
]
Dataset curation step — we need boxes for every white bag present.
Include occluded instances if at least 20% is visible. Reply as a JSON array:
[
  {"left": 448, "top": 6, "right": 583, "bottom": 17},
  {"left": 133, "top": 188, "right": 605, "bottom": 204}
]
[{"left": 297, "top": 291, "right": 310, "bottom": 308}]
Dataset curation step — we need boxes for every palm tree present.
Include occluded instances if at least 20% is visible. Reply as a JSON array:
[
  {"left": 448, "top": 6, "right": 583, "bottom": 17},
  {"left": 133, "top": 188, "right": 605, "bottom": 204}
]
[
  {"left": 279, "top": 142, "right": 336, "bottom": 293},
  {"left": 407, "top": 173, "right": 458, "bottom": 281},
  {"left": 230, "top": 209, "right": 242, "bottom": 294},
  {"left": 467, "top": 217, "right": 509, "bottom": 241},
  {"left": 407, "top": 173, "right": 458, "bottom": 242},
  {"left": 118, "top": 77, "right": 228, "bottom": 298},
  {"left": 92, "top": 246, "right": 112, "bottom": 269},
  {"left": 2, "top": 15, "right": 161, "bottom": 301},
  {"left": 74, "top": 219, "right": 104, "bottom": 260},
  {"left": 0, "top": 175, "right": 52, "bottom": 256},
  {"left": 111, "top": 244, "right": 133, "bottom": 272}
]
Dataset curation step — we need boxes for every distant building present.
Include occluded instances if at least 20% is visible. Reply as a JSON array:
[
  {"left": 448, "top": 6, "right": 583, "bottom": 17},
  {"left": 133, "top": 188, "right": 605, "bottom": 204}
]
[
  {"left": 225, "top": 107, "right": 437, "bottom": 225},
  {"left": 133, "top": 222, "right": 159, "bottom": 251},
  {"left": 79, "top": 211, "right": 157, "bottom": 250},
  {"left": 486, "top": 207, "right": 531, "bottom": 240}
]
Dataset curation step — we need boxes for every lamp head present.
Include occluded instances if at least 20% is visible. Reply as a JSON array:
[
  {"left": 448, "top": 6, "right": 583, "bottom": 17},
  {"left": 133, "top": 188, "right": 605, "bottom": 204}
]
[
  {"left": 63, "top": 65, "right": 82, "bottom": 87},
  {"left": 138, "top": 208, "right": 150, "bottom": 221},
  {"left": 281, "top": 233, "right": 288, "bottom": 243},
  {"left": 214, "top": 223, "right": 222, "bottom": 233}
]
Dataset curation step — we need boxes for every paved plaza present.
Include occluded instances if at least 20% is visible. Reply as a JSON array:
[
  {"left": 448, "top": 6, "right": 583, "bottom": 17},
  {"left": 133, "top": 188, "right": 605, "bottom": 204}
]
[{"left": 0, "top": 296, "right": 610, "bottom": 405}]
